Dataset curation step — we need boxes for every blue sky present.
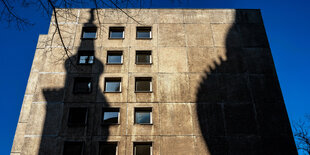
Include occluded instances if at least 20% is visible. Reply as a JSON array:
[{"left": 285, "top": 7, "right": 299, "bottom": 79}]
[{"left": 0, "top": 0, "right": 309, "bottom": 154}]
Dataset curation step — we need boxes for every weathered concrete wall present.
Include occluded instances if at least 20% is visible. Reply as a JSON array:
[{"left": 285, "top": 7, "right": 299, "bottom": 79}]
[{"left": 11, "top": 9, "right": 297, "bottom": 155}]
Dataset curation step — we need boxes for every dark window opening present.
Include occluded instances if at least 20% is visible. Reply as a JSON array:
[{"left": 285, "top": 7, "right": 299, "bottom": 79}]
[
  {"left": 136, "top": 27, "right": 151, "bottom": 39},
  {"left": 107, "top": 51, "right": 123, "bottom": 64},
  {"left": 67, "top": 108, "right": 87, "bottom": 126},
  {"left": 105, "top": 78, "right": 121, "bottom": 92},
  {"left": 134, "top": 143, "right": 152, "bottom": 155},
  {"left": 135, "top": 108, "right": 152, "bottom": 124},
  {"left": 63, "top": 141, "right": 84, "bottom": 155},
  {"left": 82, "top": 27, "right": 97, "bottom": 39},
  {"left": 136, "top": 51, "right": 152, "bottom": 65},
  {"left": 109, "top": 27, "right": 124, "bottom": 39},
  {"left": 102, "top": 108, "right": 120, "bottom": 124},
  {"left": 78, "top": 51, "right": 94, "bottom": 64},
  {"left": 73, "top": 77, "right": 92, "bottom": 94},
  {"left": 135, "top": 77, "right": 152, "bottom": 92},
  {"left": 99, "top": 142, "right": 117, "bottom": 155}
]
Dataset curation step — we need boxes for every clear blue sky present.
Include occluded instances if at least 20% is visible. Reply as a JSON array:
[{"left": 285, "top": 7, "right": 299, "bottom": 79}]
[{"left": 0, "top": 0, "right": 309, "bottom": 154}]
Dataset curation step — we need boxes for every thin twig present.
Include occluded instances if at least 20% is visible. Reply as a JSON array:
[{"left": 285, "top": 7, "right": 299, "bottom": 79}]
[
  {"left": 47, "top": 0, "right": 76, "bottom": 69},
  {"left": 107, "top": 0, "right": 142, "bottom": 25}
]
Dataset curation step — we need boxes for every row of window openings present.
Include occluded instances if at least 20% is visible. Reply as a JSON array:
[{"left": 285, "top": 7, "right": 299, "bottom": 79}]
[
  {"left": 79, "top": 51, "right": 151, "bottom": 65},
  {"left": 82, "top": 27, "right": 152, "bottom": 39},
  {"left": 68, "top": 107, "right": 152, "bottom": 126},
  {"left": 74, "top": 77, "right": 152, "bottom": 93},
  {"left": 64, "top": 141, "right": 152, "bottom": 155}
]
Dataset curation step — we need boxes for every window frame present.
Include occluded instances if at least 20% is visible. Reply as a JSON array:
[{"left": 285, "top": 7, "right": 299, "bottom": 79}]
[
  {"left": 134, "top": 107, "right": 152, "bottom": 125},
  {"left": 133, "top": 142, "right": 153, "bottom": 155},
  {"left": 102, "top": 108, "right": 120, "bottom": 125},
  {"left": 135, "top": 51, "right": 152, "bottom": 65},
  {"left": 99, "top": 142, "right": 118, "bottom": 155},
  {"left": 136, "top": 27, "right": 152, "bottom": 39},
  {"left": 135, "top": 77, "right": 152, "bottom": 93},
  {"left": 77, "top": 50, "right": 94, "bottom": 65},
  {"left": 81, "top": 27, "right": 97, "bottom": 40},
  {"left": 106, "top": 51, "right": 123, "bottom": 65},
  {"left": 104, "top": 78, "right": 122, "bottom": 93},
  {"left": 109, "top": 27, "right": 125, "bottom": 39},
  {"left": 63, "top": 141, "right": 85, "bottom": 155},
  {"left": 67, "top": 107, "right": 88, "bottom": 127},
  {"left": 73, "top": 77, "right": 92, "bottom": 94}
]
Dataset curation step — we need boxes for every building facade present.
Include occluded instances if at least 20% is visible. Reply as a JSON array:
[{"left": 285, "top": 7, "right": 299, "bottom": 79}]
[{"left": 11, "top": 9, "right": 297, "bottom": 155}]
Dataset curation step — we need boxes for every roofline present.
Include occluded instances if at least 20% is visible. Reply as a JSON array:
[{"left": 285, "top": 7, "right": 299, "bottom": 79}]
[{"left": 55, "top": 8, "right": 261, "bottom": 10}]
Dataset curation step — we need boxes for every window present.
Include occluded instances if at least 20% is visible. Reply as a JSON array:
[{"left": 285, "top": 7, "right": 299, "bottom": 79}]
[
  {"left": 135, "top": 108, "right": 152, "bottom": 124},
  {"left": 67, "top": 108, "right": 88, "bottom": 126},
  {"left": 63, "top": 141, "right": 84, "bottom": 155},
  {"left": 99, "top": 142, "right": 118, "bottom": 155},
  {"left": 136, "top": 51, "right": 152, "bottom": 65},
  {"left": 109, "top": 27, "right": 124, "bottom": 39},
  {"left": 105, "top": 78, "right": 121, "bottom": 92},
  {"left": 107, "top": 51, "right": 123, "bottom": 64},
  {"left": 134, "top": 143, "right": 152, "bottom": 155},
  {"left": 74, "top": 77, "right": 92, "bottom": 94},
  {"left": 82, "top": 27, "right": 97, "bottom": 39},
  {"left": 136, "top": 27, "right": 152, "bottom": 39},
  {"left": 78, "top": 51, "right": 94, "bottom": 64},
  {"left": 102, "top": 108, "right": 120, "bottom": 124},
  {"left": 135, "top": 77, "right": 152, "bottom": 92}
]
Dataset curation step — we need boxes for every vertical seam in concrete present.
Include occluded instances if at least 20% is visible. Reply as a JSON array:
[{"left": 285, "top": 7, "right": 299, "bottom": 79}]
[
  {"left": 182, "top": 10, "right": 189, "bottom": 74},
  {"left": 182, "top": 10, "right": 191, "bottom": 107},
  {"left": 210, "top": 10, "right": 217, "bottom": 48},
  {"left": 193, "top": 135, "right": 198, "bottom": 155},
  {"left": 76, "top": 9, "right": 80, "bottom": 24},
  {"left": 246, "top": 72, "right": 260, "bottom": 135},
  {"left": 221, "top": 102, "right": 228, "bottom": 137},
  {"left": 156, "top": 10, "right": 161, "bottom": 154},
  {"left": 57, "top": 102, "right": 64, "bottom": 137},
  {"left": 184, "top": 10, "right": 197, "bottom": 154},
  {"left": 210, "top": 26, "right": 216, "bottom": 50},
  {"left": 156, "top": 19, "right": 160, "bottom": 74},
  {"left": 71, "top": 9, "right": 80, "bottom": 50},
  {"left": 188, "top": 103, "right": 196, "bottom": 154},
  {"left": 126, "top": 43, "right": 130, "bottom": 138}
]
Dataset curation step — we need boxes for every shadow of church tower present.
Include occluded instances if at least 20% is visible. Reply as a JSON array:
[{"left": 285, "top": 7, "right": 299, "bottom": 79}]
[
  {"left": 196, "top": 9, "right": 297, "bottom": 154},
  {"left": 40, "top": 9, "right": 111, "bottom": 155}
]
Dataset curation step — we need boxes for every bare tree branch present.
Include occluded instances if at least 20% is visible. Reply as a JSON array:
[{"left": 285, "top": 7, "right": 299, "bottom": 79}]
[
  {"left": 104, "top": 0, "right": 142, "bottom": 24},
  {"left": 293, "top": 115, "right": 310, "bottom": 155},
  {"left": 1, "top": 0, "right": 152, "bottom": 67},
  {"left": 47, "top": 0, "right": 76, "bottom": 68},
  {"left": 0, "top": 0, "right": 33, "bottom": 29}
]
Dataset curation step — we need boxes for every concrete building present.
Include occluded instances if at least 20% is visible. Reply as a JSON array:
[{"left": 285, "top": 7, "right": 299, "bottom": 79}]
[{"left": 11, "top": 9, "right": 297, "bottom": 155}]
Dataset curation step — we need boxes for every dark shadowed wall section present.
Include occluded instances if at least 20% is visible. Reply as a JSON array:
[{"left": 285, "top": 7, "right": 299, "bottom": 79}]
[{"left": 196, "top": 9, "right": 297, "bottom": 155}]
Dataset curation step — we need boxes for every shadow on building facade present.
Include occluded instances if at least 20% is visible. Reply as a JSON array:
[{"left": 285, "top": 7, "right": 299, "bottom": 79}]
[
  {"left": 196, "top": 9, "right": 297, "bottom": 154},
  {"left": 40, "top": 9, "right": 111, "bottom": 154}
]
